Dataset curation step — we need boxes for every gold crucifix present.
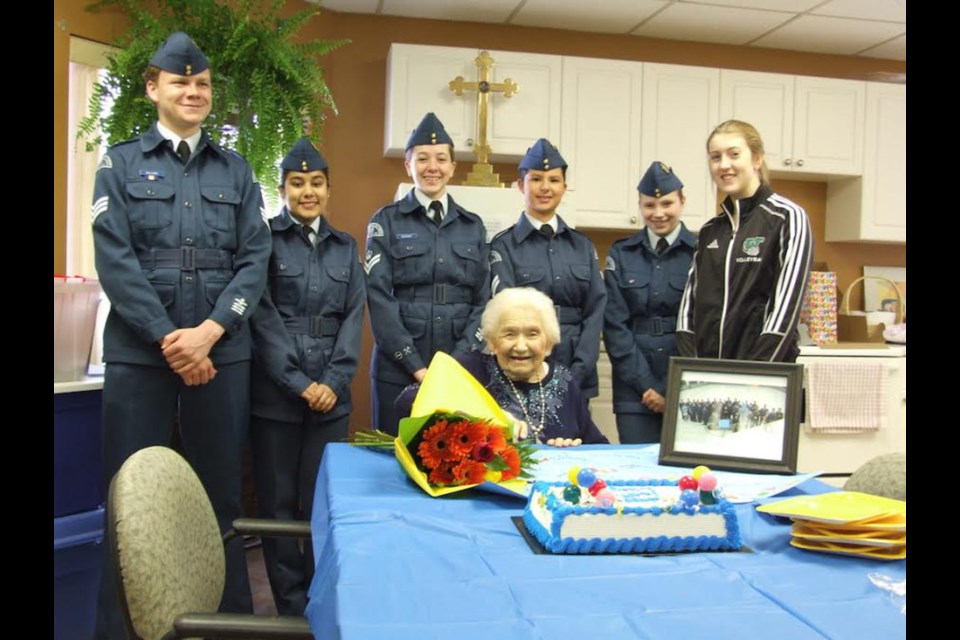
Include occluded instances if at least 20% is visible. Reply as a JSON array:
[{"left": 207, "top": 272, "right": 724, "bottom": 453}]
[{"left": 449, "top": 51, "right": 519, "bottom": 187}]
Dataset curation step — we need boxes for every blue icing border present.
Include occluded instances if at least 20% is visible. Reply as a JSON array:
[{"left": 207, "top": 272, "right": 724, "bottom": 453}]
[{"left": 524, "top": 480, "right": 742, "bottom": 554}]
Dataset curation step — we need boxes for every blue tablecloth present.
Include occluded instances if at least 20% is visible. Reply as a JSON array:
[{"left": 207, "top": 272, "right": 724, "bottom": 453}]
[{"left": 307, "top": 444, "right": 906, "bottom": 639}]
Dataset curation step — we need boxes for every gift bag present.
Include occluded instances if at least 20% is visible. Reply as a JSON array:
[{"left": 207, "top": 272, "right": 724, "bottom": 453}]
[{"left": 800, "top": 271, "right": 838, "bottom": 346}]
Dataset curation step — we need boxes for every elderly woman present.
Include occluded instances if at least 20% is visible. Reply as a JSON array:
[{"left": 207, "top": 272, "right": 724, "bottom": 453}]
[{"left": 397, "top": 287, "right": 607, "bottom": 446}]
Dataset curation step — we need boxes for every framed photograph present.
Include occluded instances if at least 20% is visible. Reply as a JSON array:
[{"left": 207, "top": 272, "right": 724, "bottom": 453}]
[
  {"left": 862, "top": 266, "right": 906, "bottom": 317},
  {"left": 660, "top": 358, "right": 803, "bottom": 474}
]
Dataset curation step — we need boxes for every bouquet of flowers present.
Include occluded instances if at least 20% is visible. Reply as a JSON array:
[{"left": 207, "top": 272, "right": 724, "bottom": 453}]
[{"left": 352, "top": 352, "right": 537, "bottom": 498}]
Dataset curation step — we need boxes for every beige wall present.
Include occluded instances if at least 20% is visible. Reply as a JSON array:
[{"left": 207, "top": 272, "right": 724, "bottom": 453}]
[{"left": 53, "top": 1, "right": 906, "bottom": 429}]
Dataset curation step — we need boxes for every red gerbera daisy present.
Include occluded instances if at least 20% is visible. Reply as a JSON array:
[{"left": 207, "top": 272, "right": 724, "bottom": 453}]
[
  {"left": 418, "top": 420, "right": 458, "bottom": 468},
  {"left": 455, "top": 459, "right": 488, "bottom": 485},
  {"left": 498, "top": 447, "right": 522, "bottom": 481},
  {"left": 428, "top": 460, "right": 458, "bottom": 486},
  {"left": 485, "top": 426, "right": 508, "bottom": 453},
  {"left": 446, "top": 420, "right": 476, "bottom": 457}
]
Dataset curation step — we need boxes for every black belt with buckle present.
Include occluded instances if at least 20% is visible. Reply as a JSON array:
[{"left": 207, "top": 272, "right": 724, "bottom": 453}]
[
  {"left": 138, "top": 247, "right": 234, "bottom": 271},
  {"left": 632, "top": 316, "right": 676, "bottom": 336},
  {"left": 394, "top": 284, "right": 472, "bottom": 304},
  {"left": 283, "top": 316, "right": 341, "bottom": 337}
]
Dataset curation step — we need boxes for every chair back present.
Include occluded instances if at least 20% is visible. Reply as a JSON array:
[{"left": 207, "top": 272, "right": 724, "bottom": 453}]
[
  {"left": 108, "top": 446, "right": 225, "bottom": 640},
  {"left": 844, "top": 452, "right": 906, "bottom": 501}
]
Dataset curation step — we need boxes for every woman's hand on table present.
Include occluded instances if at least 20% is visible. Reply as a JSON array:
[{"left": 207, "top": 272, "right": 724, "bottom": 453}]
[{"left": 546, "top": 437, "right": 582, "bottom": 448}]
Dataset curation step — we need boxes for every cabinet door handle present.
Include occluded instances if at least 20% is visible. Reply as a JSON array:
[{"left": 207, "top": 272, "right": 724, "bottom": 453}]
[
  {"left": 796, "top": 159, "right": 805, "bottom": 167},
  {"left": 630, "top": 215, "right": 638, "bottom": 225},
  {"left": 466, "top": 138, "right": 475, "bottom": 147},
  {"left": 784, "top": 158, "right": 793, "bottom": 166}
]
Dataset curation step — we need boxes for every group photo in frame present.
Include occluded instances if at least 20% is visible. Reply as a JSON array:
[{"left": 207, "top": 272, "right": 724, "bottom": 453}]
[{"left": 659, "top": 358, "right": 803, "bottom": 474}]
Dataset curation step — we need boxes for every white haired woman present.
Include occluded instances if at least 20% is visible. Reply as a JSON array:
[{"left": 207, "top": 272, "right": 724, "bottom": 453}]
[{"left": 396, "top": 287, "right": 607, "bottom": 446}]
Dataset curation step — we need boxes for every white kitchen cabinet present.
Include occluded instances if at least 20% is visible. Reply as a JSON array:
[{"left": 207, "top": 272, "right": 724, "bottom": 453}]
[
  {"left": 383, "top": 43, "right": 561, "bottom": 160},
  {"left": 720, "top": 71, "right": 865, "bottom": 176},
  {"left": 641, "top": 63, "right": 720, "bottom": 233},
  {"left": 795, "top": 346, "right": 906, "bottom": 477},
  {"left": 825, "top": 82, "right": 906, "bottom": 243},
  {"left": 560, "top": 56, "right": 643, "bottom": 231}
]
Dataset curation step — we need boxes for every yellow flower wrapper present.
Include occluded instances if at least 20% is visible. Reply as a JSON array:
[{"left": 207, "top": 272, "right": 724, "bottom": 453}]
[{"left": 395, "top": 352, "right": 532, "bottom": 499}]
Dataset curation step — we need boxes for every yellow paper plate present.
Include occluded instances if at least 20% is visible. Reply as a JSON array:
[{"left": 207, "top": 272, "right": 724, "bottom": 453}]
[
  {"left": 790, "top": 537, "right": 906, "bottom": 560},
  {"left": 757, "top": 491, "right": 906, "bottom": 524},
  {"left": 793, "top": 512, "right": 906, "bottom": 532},
  {"left": 791, "top": 522, "right": 906, "bottom": 547}
]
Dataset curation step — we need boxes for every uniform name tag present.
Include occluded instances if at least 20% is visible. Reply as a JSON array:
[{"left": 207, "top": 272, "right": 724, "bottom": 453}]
[
  {"left": 396, "top": 233, "right": 418, "bottom": 240},
  {"left": 139, "top": 170, "right": 166, "bottom": 181}
]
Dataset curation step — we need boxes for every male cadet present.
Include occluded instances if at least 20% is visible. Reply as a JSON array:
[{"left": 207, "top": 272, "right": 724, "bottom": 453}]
[
  {"left": 489, "top": 139, "right": 606, "bottom": 400},
  {"left": 365, "top": 112, "right": 489, "bottom": 434},
  {"left": 92, "top": 32, "right": 270, "bottom": 635}
]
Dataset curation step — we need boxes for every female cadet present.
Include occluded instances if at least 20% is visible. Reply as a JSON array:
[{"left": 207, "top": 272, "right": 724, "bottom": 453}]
[
  {"left": 603, "top": 162, "right": 698, "bottom": 443},
  {"left": 364, "top": 113, "right": 489, "bottom": 434},
  {"left": 677, "top": 120, "right": 812, "bottom": 363},
  {"left": 249, "top": 138, "right": 364, "bottom": 615},
  {"left": 488, "top": 139, "right": 606, "bottom": 399}
]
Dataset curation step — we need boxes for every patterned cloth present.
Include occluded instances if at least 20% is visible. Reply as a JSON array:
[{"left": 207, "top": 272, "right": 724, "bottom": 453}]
[{"left": 804, "top": 360, "right": 890, "bottom": 432}]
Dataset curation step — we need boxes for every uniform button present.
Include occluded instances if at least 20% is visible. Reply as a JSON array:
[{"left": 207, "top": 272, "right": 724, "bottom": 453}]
[
  {"left": 311, "top": 286, "right": 318, "bottom": 293},
  {"left": 435, "top": 316, "right": 442, "bottom": 322},
  {"left": 218, "top": 193, "right": 225, "bottom": 200},
  {"left": 185, "top": 275, "right": 193, "bottom": 283},
  {"left": 653, "top": 291, "right": 659, "bottom": 296},
  {"left": 405, "top": 245, "right": 414, "bottom": 250},
  {"left": 438, "top": 258, "right": 444, "bottom": 264},
  {"left": 555, "top": 275, "right": 561, "bottom": 280},
  {"left": 279, "top": 263, "right": 287, "bottom": 270},
  {"left": 146, "top": 189, "right": 156, "bottom": 196},
  {"left": 306, "top": 348, "right": 313, "bottom": 354},
  {"left": 627, "top": 278, "right": 635, "bottom": 284},
  {"left": 185, "top": 237, "right": 194, "bottom": 245},
  {"left": 656, "top": 265, "right": 661, "bottom": 270},
  {"left": 657, "top": 348, "right": 663, "bottom": 352},
  {"left": 184, "top": 201, "right": 192, "bottom": 208},
  {"left": 183, "top": 172, "right": 189, "bottom": 177}
]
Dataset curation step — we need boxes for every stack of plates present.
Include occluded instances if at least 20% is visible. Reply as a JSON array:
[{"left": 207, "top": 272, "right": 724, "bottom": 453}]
[{"left": 757, "top": 492, "right": 906, "bottom": 560}]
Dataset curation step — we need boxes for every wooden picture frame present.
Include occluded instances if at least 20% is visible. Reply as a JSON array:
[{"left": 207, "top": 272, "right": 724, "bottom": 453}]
[{"left": 659, "top": 358, "right": 803, "bottom": 474}]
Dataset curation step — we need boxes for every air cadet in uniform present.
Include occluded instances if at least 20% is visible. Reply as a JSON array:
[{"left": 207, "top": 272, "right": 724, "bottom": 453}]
[
  {"left": 602, "top": 162, "right": 697, "bottom": 443},
  {"left": 248, "top": 139, "right": 364, "bottom": 615},
  {"left": 489, "top": 139, "right": 606, "bottom": 399},
  {"left": 92, "top": 32, "right": 269, "bottom": 635},
  {"left": 365, "top": 112, "right": 489, "bottom": 434}
]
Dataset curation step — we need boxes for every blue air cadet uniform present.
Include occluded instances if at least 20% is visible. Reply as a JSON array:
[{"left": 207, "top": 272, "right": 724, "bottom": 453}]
[
  {"left": 365, "top": 113, "right": 489, "bottom": 434},
  {"left": 603, "top": 162, "right": 697, "bottom": 443},
  {"left": 490, "top": 139, "right": 605, "bottom": 398},
  {"left": 93, "top": 32, "right": 268, "bottom": 635},
  {"left": 249, "top": 139, "right": 364, "bottom": 615}
]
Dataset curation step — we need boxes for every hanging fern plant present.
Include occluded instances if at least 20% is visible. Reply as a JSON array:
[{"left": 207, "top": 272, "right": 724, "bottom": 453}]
[{"left": 77, "top": 0, "right": 349, "bottom": 189}]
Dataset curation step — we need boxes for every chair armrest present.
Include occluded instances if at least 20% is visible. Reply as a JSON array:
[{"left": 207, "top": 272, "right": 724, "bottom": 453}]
[
  {"left": 222, "top": 518, "right": 312, "bottom": 548},
  {"left": 170, "top": 612, "right": 314, "bottom": 639}
]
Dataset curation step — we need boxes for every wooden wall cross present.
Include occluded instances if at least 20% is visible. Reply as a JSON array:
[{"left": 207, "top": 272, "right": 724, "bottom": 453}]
[{"left": 449, "top": 51, "right": 519, "bottom": 187}]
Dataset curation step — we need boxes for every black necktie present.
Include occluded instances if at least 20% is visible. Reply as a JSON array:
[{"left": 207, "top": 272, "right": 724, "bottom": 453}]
[
  {"left": 540, "top": 224, "right": 555, "bottom": 240},
  {"left": 176, "top": 140, "right": 191, "bottom": 165},
  {"left": 429, "top": 201, "right": 443, "bottom": 226},
  {"left": 301, "top": 225, "right": 315, "bottom": 246},
  {"left": 656, "top": 237, "right": 669, "bottom": 255}
]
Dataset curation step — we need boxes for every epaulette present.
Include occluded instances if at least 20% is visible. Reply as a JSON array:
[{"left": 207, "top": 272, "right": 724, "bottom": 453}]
[{"left": 490, "top": 225, "right": 516, "bottom": 243}]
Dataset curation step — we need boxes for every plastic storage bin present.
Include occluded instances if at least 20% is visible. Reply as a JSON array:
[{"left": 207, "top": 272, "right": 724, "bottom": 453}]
[
  {"left": 54, "top": 387, "right": 104, "bottom": 517},
  {"left": 54, "top": 508, "right": 105, "bottom": 640},
  {"left": 54, "top": 276, "right": 102, "bottom": 382}
]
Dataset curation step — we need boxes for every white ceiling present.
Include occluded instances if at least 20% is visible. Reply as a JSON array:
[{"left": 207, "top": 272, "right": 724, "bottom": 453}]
[{"left": 314, "top": 0, "right": 906, "bottom": 61}]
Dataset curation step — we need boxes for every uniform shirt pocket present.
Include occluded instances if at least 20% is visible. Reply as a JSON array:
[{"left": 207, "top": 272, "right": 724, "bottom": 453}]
[
  {"left": 324, "top": 265, "right": 352, "bottom": 310},
  {"left": 125, "top": 181, "right": 175, "bottom": 230},
  {"left": 147, "top": 276, "right": 177, "bottom": 308},
  {"left": 389, "top": 242, "right": 429, "bottom": 284},
  {"left": 451, "top": 242, "right": 480, "bottom": 282},
  {"left": 269, "top": 258, "right": 305, "bottom": 307},
  {"left": 515, "top": 266, "right": 546, "bottom": 286},
  {"left": 620, "top": 271, "right": 651, "bottom": 312},
  {"left": 200, "top": 186, "right": 241, "bottom": 232}
]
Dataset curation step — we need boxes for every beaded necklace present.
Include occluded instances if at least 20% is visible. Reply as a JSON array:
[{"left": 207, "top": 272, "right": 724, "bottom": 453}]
[{"left": 503, "top": 364, "right": 547, "bottom": 443}]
